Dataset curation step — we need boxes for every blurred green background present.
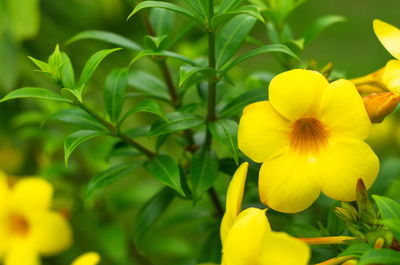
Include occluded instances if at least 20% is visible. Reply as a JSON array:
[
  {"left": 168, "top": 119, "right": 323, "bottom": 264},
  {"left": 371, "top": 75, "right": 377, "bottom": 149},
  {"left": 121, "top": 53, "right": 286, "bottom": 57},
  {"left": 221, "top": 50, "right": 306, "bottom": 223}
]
[{"left": 1, "top": 0, "right": 400, "bottom": 265}]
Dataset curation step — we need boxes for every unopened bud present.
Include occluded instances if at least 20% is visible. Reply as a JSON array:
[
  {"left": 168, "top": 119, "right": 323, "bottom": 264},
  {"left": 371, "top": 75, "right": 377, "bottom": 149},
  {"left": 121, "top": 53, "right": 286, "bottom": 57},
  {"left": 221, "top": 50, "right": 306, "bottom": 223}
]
[
  {"left": 351, "top": 67, "right": 387, "bottom": 95},
  {"left": 363, "top": 92, "right": 400, "bottom": 123},
  {"left": 356, "top": 178, "right": 369, "bottom": 212},
  {"left": 342, "top": 259, "right": 358, "bottom": 265},
  {"left": 374, "top": 237, "right": 385, "bottom": 249}
]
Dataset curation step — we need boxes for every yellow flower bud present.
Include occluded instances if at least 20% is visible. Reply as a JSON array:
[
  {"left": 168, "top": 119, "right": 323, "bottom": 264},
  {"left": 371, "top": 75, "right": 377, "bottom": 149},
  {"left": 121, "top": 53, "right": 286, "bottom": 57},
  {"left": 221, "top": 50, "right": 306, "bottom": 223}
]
[{"left": 363, "top": 92, "right": 400, "bottom": 123}]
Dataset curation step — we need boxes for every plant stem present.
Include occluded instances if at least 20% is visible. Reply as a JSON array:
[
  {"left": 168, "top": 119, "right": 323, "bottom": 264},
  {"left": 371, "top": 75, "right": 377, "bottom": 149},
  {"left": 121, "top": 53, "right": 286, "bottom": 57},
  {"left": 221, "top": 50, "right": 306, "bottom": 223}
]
[
  {"left": 204, "top": 0, "right": 217, "bottom": 149},
  {"left": 77, "top": 102, "right": 155, "bottom": 158}
]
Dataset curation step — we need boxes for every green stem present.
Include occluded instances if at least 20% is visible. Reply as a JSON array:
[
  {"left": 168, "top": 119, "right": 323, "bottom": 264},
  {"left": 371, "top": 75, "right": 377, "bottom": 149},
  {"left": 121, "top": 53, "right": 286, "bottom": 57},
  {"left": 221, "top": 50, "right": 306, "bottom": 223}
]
[{"left": 77, "top": 102, "right": 155, "bottom": 159}]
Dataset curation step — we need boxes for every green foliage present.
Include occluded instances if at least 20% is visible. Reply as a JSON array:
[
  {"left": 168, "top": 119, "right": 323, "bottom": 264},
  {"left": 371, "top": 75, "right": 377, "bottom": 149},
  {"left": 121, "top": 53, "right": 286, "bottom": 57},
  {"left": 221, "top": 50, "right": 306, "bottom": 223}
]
[
  {"left": 104, "top": 68, "right": 128, "bottom": 123},
  {"left": 0, "top": 87, "right": 71, "bottom": 103},
  {"left": 358, "top": 249, "right": 400, "bottom": 265}
]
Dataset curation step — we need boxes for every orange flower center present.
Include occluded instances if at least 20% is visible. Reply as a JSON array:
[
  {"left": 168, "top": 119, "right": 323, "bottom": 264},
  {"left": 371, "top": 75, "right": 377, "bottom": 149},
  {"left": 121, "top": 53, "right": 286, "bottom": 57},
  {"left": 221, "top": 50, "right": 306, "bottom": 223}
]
[
  {"left": 8, "top": 214, "right": 30, "bottom": 237},
  {"left": 290, "top": 118, "right": 328, "bottom": 153}
]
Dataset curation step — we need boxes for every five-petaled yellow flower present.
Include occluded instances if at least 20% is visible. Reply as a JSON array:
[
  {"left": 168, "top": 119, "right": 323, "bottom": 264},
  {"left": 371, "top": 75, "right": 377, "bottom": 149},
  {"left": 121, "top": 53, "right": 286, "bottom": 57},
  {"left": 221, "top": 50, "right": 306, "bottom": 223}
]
[
  {"left": 221, "top": 162, "right": 310, "bottom": 265},
  {"left": 238, "top": 69, "right": 380, "bottom": 213},
  {"left": 0, "top": 172, "right": 72, "bottom": 265}
]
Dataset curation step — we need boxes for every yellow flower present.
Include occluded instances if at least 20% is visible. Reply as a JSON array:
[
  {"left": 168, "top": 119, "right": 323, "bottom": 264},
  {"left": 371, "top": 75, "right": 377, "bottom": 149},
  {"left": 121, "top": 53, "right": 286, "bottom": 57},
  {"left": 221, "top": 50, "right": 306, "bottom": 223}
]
[
  {"left": 71, "top": 252, "right": 101, "bottom": 265},
  {"left": 238, "top": 69, "right": 379, "bottom": 213},
  {"left": 0, "top": 173, "right": 72, "bottom": 265},
  {"left": 220, "top": 163, "right": 310, "bottom": 265},
  {"left": 373, "top": 20, "right": 400, "bottom": 94}
]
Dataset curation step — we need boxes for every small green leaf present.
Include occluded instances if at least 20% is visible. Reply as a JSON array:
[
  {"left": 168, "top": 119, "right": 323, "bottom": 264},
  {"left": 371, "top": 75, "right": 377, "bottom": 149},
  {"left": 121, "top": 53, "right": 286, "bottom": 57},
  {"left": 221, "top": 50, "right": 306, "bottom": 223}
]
[
  {"left": 209, "top": 119, "right": 239, "bottom": 164},
  {"left": 133, "top": 187, "right": 175, "bottom": 245},
  {"left": 120, "top": 99, "right": 168, "bottom": 124},
  {"left": 61, "top": 52, "right": 75, "bottom": 89},
  {"left": 149, "top": 112, "right": 203, "bottom": 136},
  {"left": 179, "top": 66, "right": 215, "bottom": 87},
  {"left": 217, "top": 0, "right": 245, "bottom": 14},
  {"left": 221, "top": 44, "right": 299, "bottom": 73},
  {"left": 338, "top": 244, "right": 371, "bottom": 258},
  {"left": 191, "top": 148, "right": 219, "bottom": 201},
  {"left": 373, "top": 195, "right": 400, "bottom": 220},
  {"left": 212, "top": 5, "right": 264, "bottom": 29},
  {"left": 67, "top": 30, "right": 142, "bottom": 51},
  {"left": 216, "top": 15, "right": 256, "bottom": 68},
  {"left": 104, "top": 68, "right": 128, "bottom": 123},
  {"left": 51, "top": 108, "right": 107, "bottom": 131},
  {"left": 1, "top": 87, "right": 72, "bottom": 103},
  {"left": 128, "top": 1, "right": 200, "bottom": 23},
  {"left": 64, "top": 130, "right": 106, "bottom": 166},
  {"left": 130, "top": 49, "right": 197, "bottom": 66},
  {"left": 303, "top": 15, "right": 346, "bottom": 46},
  {"left": 86, "top": 161, "right": 143, "bottom": 198},
  {"left": 128, "top": 70, "right": 169, "bottom": 101},
  {"left": 147, "top": 155, "right": 184, "bottom": 195},
  {"left": 182, "top": 0, "right": 209, "bottom": 19},
  {"left": 78, "top": 48, "right": 122, "bottom": 87},
  {"left": 28, "top": 56, "right": 49, "bottom": 72},
  {"left": 218, "top": 89, "right": 266, "bottom": 118},
  {"left": 149, "top": 8, "right": 175, "bottom": 36},
  {"left": 358, "top": 249, "right": 400, "bottom": 265}
]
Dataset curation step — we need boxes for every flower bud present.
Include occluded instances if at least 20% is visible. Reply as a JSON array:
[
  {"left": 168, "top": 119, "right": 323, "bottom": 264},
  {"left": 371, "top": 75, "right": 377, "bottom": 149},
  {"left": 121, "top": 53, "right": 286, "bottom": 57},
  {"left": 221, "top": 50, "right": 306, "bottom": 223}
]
[
  {"left": 351, "top": 67, "right": 387, "bottom": 95},
  {"left": 363, "top": 92, "right": 400, "bottom": 123}
]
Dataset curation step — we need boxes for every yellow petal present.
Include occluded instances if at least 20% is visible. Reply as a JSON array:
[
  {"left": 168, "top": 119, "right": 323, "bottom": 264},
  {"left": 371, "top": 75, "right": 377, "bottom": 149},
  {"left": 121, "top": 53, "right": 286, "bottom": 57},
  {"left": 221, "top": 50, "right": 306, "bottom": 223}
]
[
  {"left": 318, "top": 79, "right": 371, "bottom": 140},
  {"left": 269, "top": 69, "right": 329, "bottom": 120},
  {"left": 238, "top": 101, "right": 290, "bottom": 163},
  {"left": 220, "top": 162, "right": 248, "bottom": 244},
  {"left": 222, "top": 208, "right": 271, "bottom": 265},
  {"left": 373, "top": 19, "right": 400, "bottom": 60},
  {"left": 382, "top": 59, "right": 400, "bottom": 92},
  {"left": 320, "top": 138, "right": 379, "bottom": 201},
  {"left": 71, "top": 252, "right": 101, "bottom": 265},
  {"left": 4, "top": 242, "right": 40, "bottom": 265},
  {"left": 260, "top": 232, "right": 310, "bottom": 265},
  {"left": 30, "top": 211, "right": 73, "bottom": 256},
  {"left": 10, "top": 178, "right": 53, "bottom": 215},
  {"left": 259, "top": 150, "right": 321, "bottom": 213}
]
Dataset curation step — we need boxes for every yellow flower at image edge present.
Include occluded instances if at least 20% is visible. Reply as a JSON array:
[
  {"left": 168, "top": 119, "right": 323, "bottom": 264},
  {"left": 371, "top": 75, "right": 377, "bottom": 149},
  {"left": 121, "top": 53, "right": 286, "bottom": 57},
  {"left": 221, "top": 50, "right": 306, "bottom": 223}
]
[
  {"left": 71, "top": 252, "right": 100, "bottom": 265},
  {"left": 221, "top": 163, "right": 310, "bottom": 265},
  {"left": 238, "top": 69, "right": 380, "bottom": 213},
  {"left": 0, "top": 173, "right": 72, "bottom": 265}
]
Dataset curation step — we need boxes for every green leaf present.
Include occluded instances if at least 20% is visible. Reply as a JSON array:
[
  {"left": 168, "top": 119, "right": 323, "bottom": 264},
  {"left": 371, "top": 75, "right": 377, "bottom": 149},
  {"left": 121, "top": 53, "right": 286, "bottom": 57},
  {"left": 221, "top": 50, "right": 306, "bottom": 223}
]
[
  {"left": 212, "top": 5, "right": 264, "bottom": 29},
  {"left": 373, "top": 195, "right": 400, "bottom": 220},
  {"left": 28, "top": 56, "right": 49, "bottom": 72},
  {"left": 191, "top": 148, "right": 219, "bottom": 201},
  {"left": 128, "top": 70, "right": 169, "bottom": 101},
  {"left": 128, "top": 1, "right": 200, "bottom": 23},
  {"left": 51, "top": 108, "right": 107, "bottom": 131},
  {"left": 217, "top": 0, "right": 246, "bottom": 14},
  {"left": 338, "top": 244, "right": 371, "bottom": 258},
  {"left": 133, "top": 187, "right": 175, "bottom": 245},
  {"left": 104, "top": 68, "right": 128, "bottom": 123},
  {"left": 221, "top": 44, "right": 299, "bottom": 73},
  {"left": 384, "top": 219, "right": 400, "bottom": 242},
  {"left": 61, "top": 52, "right": 75, "bottom": 89},
  {"left": 130, "top": 49, "right": 197, "bottom": 66},
  {"left": 303, "top": 15, "right": 346, "bottom": 46},
  {"left": 67, "top": 30, "right": 142, "bottom": 51},
  {"left": 64, "top": 130, "right": 106, "bottom": 166},
  {"left": 149, "top": 112, "right": 203, "bottom": 136},
  {"left": 209, "top": 119, "right": 239, "bottom": 164},
  {"left": 120, "top": 99, "right": 167, "bottom": 124},
  {"left": 216, "top": 14, "right": 256, "bottom": 69},
  {"left": 0, "top": 87, "right": 72, "bottom": 103},
  {"left": 86, "top": 161, "right": 143, "bottom": 198},
  {"left": 78, "top": 48, "right": 121, "bottom": 87},
  {"left": 182, "top": 0, "right": 209, "bottom": 19},
  {"left": 149, "top": 8, "right": 175, "bottom": 36},
  {"left": 147, "top": 155, "right": 184, "bottom": 196},
  {"left": 358, "top": 249, "right": 400, "bottom": 265},
  {"left": 218, "top": 89, "right": 266, "bottom": 118},
  {"left": 179, "top": 66, "right": 216, "bottom": 87}
]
